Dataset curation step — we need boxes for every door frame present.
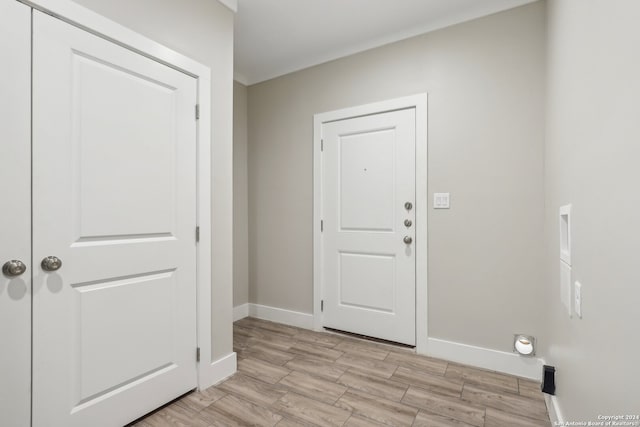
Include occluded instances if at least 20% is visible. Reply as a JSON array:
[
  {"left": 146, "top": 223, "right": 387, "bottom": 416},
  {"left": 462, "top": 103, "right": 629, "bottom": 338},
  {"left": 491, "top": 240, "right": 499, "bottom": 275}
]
[
  {"left": 313, "top": 94, "right": 428, "bottom": 354},
  {"left": 20, "top": 0, "right": 218, "bottom": 389}
]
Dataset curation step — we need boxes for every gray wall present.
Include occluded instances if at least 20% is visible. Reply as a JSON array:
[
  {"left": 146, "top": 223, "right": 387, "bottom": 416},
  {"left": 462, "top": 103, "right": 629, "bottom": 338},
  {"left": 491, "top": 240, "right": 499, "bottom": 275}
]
[
  {"left": 247, "top": 2, "right": 546, "bottom": 352},
  {"left": 545, "top": 0, "right": 640, "bottom": 419},
  {"left": 234, "top": 81, "right": 249, "bottom": 308},
  {"left": 73, "top": 0, "right": 235, "bottom": 359}
]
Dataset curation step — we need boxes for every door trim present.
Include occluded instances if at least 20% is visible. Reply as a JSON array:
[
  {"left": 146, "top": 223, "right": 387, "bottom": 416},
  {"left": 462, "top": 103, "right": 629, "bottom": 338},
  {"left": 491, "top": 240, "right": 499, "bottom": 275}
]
[
  {"left": 313, "top": 94, "right": 428, "bottom": 354},
  {"left": 20, "top": 0, "right": 222, "bottom": 389}
]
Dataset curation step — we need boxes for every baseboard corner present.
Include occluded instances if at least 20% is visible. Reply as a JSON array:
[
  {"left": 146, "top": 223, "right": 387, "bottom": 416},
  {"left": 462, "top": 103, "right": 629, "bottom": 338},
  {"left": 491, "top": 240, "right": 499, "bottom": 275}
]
[
  {"left": 198, "top": 352, "right": 236, "bottom": 390},
  {"left": 247, "top": 303, "right": 314, "bottom": 330},
  {"left": 233, "top": 303, "right": 249, "bottom": 322}
]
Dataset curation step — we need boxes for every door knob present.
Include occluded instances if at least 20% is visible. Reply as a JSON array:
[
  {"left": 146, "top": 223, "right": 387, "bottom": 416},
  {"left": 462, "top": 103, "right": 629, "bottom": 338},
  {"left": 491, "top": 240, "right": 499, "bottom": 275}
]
[
  {"left": 403, "top": 236, "right": 413, "bottom": 244},
  {"left": 41, "top": 256, "right": 62, "bottom": 272},
  {"left": 2, "top": 260, "right": 27, "bottom": 277},
  {"left": 404, "top": 219, "right": 412, "bottom": 227}
]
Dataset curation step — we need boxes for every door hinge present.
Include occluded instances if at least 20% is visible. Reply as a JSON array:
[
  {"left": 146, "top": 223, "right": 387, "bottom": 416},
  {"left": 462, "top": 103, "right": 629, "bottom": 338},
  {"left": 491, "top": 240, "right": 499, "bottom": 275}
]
[
  {"left": 321, "top": 300, "right": 324, "bottom": 312},
  {"left": 196, "top": 347, "right": 201, "bottom": 362},
  {"left": 321, "top": 220, "right": 324, "bottom": 232},
  {"left": 321, "top": 139, "right": 324, "bottom": 151},
  {"left": 195, "top": 104, "right": 200, "bottom": 120},
  {"left": 196, "top": 226, "right": 200, "bottom": 242}
]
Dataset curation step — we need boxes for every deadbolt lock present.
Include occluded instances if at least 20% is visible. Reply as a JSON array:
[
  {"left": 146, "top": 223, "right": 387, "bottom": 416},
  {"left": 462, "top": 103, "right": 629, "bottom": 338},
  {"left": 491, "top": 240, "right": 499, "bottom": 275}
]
[
  {"left": 404, "top": 202, "right": 413, "bottom": 210},
  {"left": 404, "top": 219, "right": 412, "bottom": 227}
]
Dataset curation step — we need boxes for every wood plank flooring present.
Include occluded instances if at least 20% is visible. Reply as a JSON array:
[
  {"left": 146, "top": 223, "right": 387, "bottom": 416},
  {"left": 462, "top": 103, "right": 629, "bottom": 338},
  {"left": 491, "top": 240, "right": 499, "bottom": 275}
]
[{"left": 132, "top": 317, "right": 550, "bottom": 427}]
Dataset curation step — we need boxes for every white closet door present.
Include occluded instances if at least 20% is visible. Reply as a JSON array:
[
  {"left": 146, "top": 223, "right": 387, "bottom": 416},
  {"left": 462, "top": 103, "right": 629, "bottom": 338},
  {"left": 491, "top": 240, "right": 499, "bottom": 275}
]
[
  {"left": 0, "top": 2, "right": 32, "bottom": 426},
  {"left": 32, "top": 11, "right": 198, "bottom": 426},
  {"left": 322, "top": 109, "right": 416, "bottom": 346}
]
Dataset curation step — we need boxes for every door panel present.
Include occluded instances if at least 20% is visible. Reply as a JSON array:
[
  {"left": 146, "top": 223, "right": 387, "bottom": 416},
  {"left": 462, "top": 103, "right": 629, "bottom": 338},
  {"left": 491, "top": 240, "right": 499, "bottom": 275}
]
[
  {"left": 339, "top": 252, "right": 395, "bottom": 312},
  {"left": 73, "top": 53, "right": 177, "bottom": 238},
  {"left": 32, "top": 11, "right": 197, "bottom": 426},
  {"left": 322, "top": 109, "right": 416, "bottom": 345},
  {"left": 340, "top": 130, "right": 395, "bottom": 231},
  {"left": 0, "top": 2, "right": 32, "bottom": 426},
  {"left": 75, "top": 271, "right": 176, "bottom": 401}
]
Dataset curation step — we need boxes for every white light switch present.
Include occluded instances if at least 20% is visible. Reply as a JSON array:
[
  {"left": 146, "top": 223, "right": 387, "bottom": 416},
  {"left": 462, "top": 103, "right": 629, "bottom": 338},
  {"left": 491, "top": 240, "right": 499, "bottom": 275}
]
[
  {"left": 574, "top": 281, "right": 582, "bottom": 318},
  {"left": 434, "top": 193, "right": 450, "bottom": 209}
]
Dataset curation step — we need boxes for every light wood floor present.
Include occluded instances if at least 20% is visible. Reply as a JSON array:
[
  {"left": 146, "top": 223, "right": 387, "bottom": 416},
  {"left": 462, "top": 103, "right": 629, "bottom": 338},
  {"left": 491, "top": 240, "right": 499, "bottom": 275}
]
[{"left": 133, "top": 317, "right": 550, "bottom": 427}]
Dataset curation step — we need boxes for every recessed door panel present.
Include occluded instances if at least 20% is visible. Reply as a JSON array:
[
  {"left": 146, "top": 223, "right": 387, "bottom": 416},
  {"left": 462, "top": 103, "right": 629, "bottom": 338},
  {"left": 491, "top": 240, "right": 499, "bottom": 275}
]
[
  {"left": 323, "top": 108, "right": 416, "bottom": 345},
  {"left": 339, "top": 252, "right": 395, "bottom": 312},
  {"left": 0, "top": 2, "right": 32, "bottom": 426},
  {"left": 73, "top": 53, "right": 177, "bottom": 239},
  {"left": 32, "top": 11, "right": 197, "bottom": 427},
  {"left": 340, "top": 129, "right": 395, "bottom": 232},
  {"left": 74, "top": 271, "right": 176, "bottom": 402}
]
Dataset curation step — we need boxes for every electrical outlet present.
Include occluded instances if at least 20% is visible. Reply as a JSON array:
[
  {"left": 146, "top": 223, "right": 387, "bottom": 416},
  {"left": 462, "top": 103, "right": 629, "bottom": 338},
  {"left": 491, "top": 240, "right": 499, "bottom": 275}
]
[{"left": 574, "top": 281, "right": 582, "bottom": 318}]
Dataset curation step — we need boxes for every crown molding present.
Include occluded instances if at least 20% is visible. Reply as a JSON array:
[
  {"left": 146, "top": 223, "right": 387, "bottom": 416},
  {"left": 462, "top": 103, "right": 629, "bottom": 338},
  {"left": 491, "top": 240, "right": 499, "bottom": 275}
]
[{"left": 217, "top": 0, "right": 237, "bottom": 13}]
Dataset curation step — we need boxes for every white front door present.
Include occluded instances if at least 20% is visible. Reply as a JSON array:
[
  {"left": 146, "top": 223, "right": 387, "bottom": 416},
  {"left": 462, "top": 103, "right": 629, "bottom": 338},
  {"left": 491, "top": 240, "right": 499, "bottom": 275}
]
[
  {"left": 32, "top": 11, "right": 198, "bottom": 426},
  {"left": 321, "top": 108, "right": 416, "bottom": 346},
  {"left": 0, "top": 1, "right": 32, "bottom": 426}
]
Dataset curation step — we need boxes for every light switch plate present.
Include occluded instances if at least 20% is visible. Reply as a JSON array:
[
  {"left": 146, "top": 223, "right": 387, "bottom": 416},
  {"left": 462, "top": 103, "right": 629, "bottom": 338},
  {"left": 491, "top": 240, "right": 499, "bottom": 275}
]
[
  {"left": 434, "top": 193, "right": 450, "bottom": 209},
  {"left": 574, "top": 281, "right": 582, "bottom": 318}
]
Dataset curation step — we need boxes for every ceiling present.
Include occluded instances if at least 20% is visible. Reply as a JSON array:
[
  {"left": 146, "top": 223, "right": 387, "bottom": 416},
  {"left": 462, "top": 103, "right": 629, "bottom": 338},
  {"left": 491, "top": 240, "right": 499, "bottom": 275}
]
[{"left": 234, "top": 0, "right": 537, "bottom": 85}]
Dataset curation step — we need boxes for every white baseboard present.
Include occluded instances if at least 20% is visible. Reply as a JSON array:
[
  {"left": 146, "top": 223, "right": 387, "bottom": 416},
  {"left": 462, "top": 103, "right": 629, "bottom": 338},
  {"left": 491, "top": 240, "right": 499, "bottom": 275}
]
[
  {"left": 198, "top": 352, "right": 237, "bottom": 390},
  {"left": 233, "top": 303, "right": 249, "bottom": 321},
  {"left": 247, "top": 303, "right": 314, "bottom": 330},
  {"left": 235, "top": 305, "right": 543, "bottom": 381},
  {"left": 544, "top": 393, "right": 563, "bottom": 424},
  {"left": 426, "top": 338, "right": 543, "bottom": 380}
]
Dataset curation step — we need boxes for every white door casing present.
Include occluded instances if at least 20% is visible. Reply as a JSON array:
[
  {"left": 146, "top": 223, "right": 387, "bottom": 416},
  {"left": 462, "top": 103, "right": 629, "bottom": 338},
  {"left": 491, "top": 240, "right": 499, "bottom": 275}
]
[
  {"left": 313, "top": 95, "right": 428, "bottom": 351},
  {"left": 0, "top": 1, "right": 32, "bottom": 426},
  {"left": 32, "top": 11, "right": 197, "bottom": 426}
]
